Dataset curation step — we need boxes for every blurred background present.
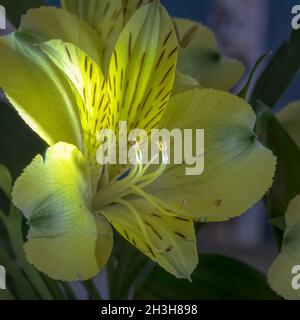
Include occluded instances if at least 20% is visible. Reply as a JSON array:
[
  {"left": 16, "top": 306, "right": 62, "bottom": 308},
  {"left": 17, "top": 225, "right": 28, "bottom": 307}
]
[{"left": 1, "top": 0, "right": 300, "bottom": 298}]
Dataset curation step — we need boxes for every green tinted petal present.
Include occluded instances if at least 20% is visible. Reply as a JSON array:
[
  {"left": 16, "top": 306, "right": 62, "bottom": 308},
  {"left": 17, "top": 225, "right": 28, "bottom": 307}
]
[
  {"left": 12, "top": 143, "right": 113, "bottom": 281},
  {"left": 101, "top": 199, "right": 197, "bottom": 280},
  {"left": 175, "top": 18, "right": 245, "bottom": 91},
  {"left": 147, "top": 89, "right": 276, "bottom": 221},
  {"left": 0, "top": 33, "right": 82, "bottom": 147},
  {"left": 20, "top": 6, "right": 103, "bottom": 67},
  {"left": 277, "top": 101, "right": 300, "bottom": 147},
  {"left": 61, "top": 0, "right": 123, "bottom": 74},
  {"left": 108, "top": 1, "right": 178, "bottom": 132},
  {"left": 268, "top": 195, "right": 300, "bottom": 300}
]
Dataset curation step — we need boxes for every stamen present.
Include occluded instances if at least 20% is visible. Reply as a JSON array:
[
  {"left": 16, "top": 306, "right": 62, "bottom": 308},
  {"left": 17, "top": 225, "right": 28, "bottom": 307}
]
[
  {"left": 130, "top": 185, "right": 179, "bottom": 218},
  {"left": 93, "top": 140, "right": 170, "bottom": 212},
  {"left": 112, "top": 198, "right": 165, "bottom": 253}
]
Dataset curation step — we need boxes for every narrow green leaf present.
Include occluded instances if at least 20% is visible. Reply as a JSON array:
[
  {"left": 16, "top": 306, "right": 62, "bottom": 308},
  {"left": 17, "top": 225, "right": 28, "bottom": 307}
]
[
  {"left": 0, "top": 164, "right": 12, "bottom": 198},
  {"left": 110, "top": 235, "right": 149, "bottom": 300},
  {"left": 83, "top": 280, "right": 102, "bottom": 300},
  {"left": 250, "top": 29, "right": 300, "bottom": 108},
  {"left": 41, "top": 275, "right": 66, "bottom": 300},
  {"left": 4, "top": 206, "right": 53, "bottom": 299},
  {"left": 61, "top": 282, "right": 76, "bottom": 300},
  {"left": 238, "top": 52, "right": 271, "bottom": 99},
  {"left": 134, "top": 254, "right": 280, "bottom": 300},
  {"left": 255, "top": 102, "right": 300, "bottom": 245},
  {"left": 0, "top": 244, "right": 38, "bottom": 299}
]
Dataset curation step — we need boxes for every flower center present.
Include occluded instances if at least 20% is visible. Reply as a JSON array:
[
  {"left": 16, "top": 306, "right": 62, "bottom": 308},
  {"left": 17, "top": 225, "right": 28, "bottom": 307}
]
[{"left": 92, "top": 141, "right": 169, "bottom": 211}]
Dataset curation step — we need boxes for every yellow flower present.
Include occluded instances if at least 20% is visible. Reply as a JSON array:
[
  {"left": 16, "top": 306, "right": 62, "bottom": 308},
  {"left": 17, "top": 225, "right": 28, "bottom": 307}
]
[{"left": 0, "top": 2, "right": 275, "bottom": 281}]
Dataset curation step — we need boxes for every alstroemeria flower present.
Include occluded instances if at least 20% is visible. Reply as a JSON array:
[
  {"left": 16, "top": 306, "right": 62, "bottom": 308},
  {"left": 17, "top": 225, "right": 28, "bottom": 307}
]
[
  {"left": 0, "top": 2, "right": 276, "bottom": 281},
  {"left": 267, "top": 101, "right": 300, "bottom": 299}
]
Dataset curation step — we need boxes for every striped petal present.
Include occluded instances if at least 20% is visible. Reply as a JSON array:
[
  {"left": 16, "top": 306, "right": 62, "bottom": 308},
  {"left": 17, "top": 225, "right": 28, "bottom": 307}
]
[
  {"left": 108, "top": 1, "right": 178, "bottom": 133},
  {"left": 146, "top": 89, "right": 276, "bottom": 221},
  {"left": 175, "top": 18, "right": 245, "bottom": 91},
  {"left": 12, "top": 143, "right": 113, "bottom": 281},
  {"left": 40, "top": 40, "right": 110, "bottom": 161},
  {"left": 0, "top": 32, "right": 82, "bottom": 147},
  {"left": 20, "top": 6, "right": 103, "bottom": 68},
  {"left": 101, "top": 198, "right": 197, "bottom": 280},
  {"left": 268, "top": 195, "right": 300, "bottom": 300},
  {"left": 61, "top": 0, "right": 123, "bottom": 74}
]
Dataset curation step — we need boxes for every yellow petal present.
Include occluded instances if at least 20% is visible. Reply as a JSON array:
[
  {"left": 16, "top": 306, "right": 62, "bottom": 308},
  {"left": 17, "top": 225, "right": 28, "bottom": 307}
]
[
  {"left": 20, "top": 6, "right": 103, "bottom": 68},
  {"left": 61, "top": 0, "right": 123, "bottom": 74},
  {"left": 0, "top": 33, "right": 82, "bottom": 147},
  {"left": 12, "top": 143, "right": 113, "bottom": 281},
  {"left": 108, "top": 1, "right": 178, "bottom": 133},
  {"left": 175, "top": 18, "right": 245, "bottom": 91},
  {"left": 40, "top": 40, "right": 110, "bottom": 161},
  {"left": 268, "top": 195, "right": 300, "bottom": 300},
  {"left": 146, "top": 89, "right": 276, "bottom": 221},
  {"left": 277, "top": 101, "right": 300, "bottom": 147},
  {"left": 101, "top": 198, "right": 198, "bottom": 280}
]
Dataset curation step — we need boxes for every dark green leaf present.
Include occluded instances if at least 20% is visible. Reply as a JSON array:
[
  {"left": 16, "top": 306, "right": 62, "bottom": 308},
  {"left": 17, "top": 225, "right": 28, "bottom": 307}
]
[
  {"left": 110, "top": 235, "right": 149, "bottom": 300},
  {"left": 250, "top": 29, "right": 300, "bottom": 108},
  {"left": 0, "top": 164, "right": 12, "bottom": 198},
  {"left": 134, "top": 254, "right": 280, "bottom": 300},
  {"left": 83, "top": 280, "right": 102, "bottom": 300},
  {"left": 238, "top": 52, "right": 271, "bottom": 99},
  {"left": 255, "top": 102, "right": 300, "bottom": 245},
  {"left": 0, "top": 245, "right": 38, "bottom": 299},
  {"left": 269, "top": 216, "right": 286, "bottom": 232},
  {"left": 1, "top": 0, "right": 44, "bottom": 27}
]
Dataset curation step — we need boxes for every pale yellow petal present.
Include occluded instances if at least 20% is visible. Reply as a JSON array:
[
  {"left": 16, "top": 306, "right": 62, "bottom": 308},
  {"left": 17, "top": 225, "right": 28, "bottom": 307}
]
[
  {"left": 146, "top": 89, "right": 276, "bottom": 221},
  {"left": 12, "top": 143, "right": 113, "bottom": 281},
  {"left": 175, "top": 18, "right": 245, "bottom": 91}
]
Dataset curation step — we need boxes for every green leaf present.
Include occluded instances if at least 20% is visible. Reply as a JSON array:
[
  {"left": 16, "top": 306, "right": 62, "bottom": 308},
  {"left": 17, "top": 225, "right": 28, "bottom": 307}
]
[
  {"left": 250, "top": 29, "right": 300, "bottom": 108},
  {"left": 109, "top": 235, "right": 149, "bottom": 300},
  {"left": 0, "top": 164, "right": 12, "bottom": 198},
  {"left": 0, "top": 244, "right": 38, "bottom": 299},
  {"left": 269, "top": 216, "right": 285, "bottom": 231},
  {"left": 1, "top": 0, "right": 44, "bottom": 27},
  {"left": 238, "top": 52, "right": 271, "bottom": 99},
  {"left": 134, "top": 254, "right": 280, "bottom": 300},
  {"left": 83, "top": 280, "right": 102, "bottom": 300},
  {"left": 255, "top": 102, "right": 300, "bottom": 244},
  {"left": 0, "top": 289, "right": 15, "bottom": 300}
]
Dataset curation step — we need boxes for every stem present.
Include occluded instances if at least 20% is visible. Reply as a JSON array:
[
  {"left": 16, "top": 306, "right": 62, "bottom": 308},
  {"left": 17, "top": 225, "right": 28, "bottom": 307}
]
[
  {"left": 83, "top": 280, "right": 102, "bottom": 300},
  {"left": 0, "top": 244, "right": 38, "bottom": 299},
  {"left": 41, "top": 275, "right": 66, "bottom": 300},
  {"left": 4, "top": 207, "right": 53, "bottom": 299},
  {"left": 61, "top": 282, "right": 76, "bottom": 300}
]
